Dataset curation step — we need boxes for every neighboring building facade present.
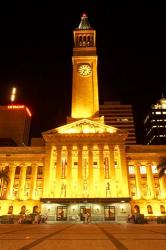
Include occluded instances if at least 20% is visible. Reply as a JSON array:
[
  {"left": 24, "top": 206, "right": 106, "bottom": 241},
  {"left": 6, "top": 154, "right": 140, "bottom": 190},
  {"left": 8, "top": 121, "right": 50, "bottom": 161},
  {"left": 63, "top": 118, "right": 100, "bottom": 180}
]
[
  {"left": 99, "top": 101, "right": 136, "bottom": 144},
  {"left": 144, "top": 96, "right": 166, "bottom": 145},
  {"left": 0, "top": 105, "right": 31, "bottom": 146},
  {"left": 0, "top": 14, "right": 166, "bottom": 223}
]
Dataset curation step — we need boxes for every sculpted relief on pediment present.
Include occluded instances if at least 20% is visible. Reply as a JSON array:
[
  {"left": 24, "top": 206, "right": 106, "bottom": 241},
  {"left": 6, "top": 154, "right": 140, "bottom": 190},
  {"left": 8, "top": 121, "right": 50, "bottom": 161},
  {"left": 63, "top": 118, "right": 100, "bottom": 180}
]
[{"left": 56, "top": 120, "right": 117, "bottom": 134}]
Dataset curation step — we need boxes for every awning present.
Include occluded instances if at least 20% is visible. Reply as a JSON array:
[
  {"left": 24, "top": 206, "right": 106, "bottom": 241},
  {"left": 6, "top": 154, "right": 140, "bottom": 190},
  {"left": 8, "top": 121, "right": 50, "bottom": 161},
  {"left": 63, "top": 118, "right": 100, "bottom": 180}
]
[{"left": 40, "top": 197, "right": 131, "bottom": 204}]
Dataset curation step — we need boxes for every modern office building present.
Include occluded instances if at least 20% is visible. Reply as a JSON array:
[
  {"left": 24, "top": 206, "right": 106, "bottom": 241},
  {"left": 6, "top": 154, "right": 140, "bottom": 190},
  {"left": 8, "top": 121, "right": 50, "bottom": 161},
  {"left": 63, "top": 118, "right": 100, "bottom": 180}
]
[
  {"left": 144, "top": 96, "right": 166, "bottom": 145},
  {"left": 0, "top": 14, "right": 166, "bottom": 223},
  {"left": 0, "top": 105, "right": 31, "bottom": 146},
  {"left": 99, "top": 101, "right": 136, "bottom": 144}
]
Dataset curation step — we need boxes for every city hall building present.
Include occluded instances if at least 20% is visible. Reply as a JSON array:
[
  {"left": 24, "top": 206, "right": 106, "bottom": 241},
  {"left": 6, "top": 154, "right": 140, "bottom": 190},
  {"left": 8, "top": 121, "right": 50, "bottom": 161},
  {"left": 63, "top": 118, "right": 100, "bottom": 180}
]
[{"left": 0, "top": 14, "right": 166, "bottom": 223}]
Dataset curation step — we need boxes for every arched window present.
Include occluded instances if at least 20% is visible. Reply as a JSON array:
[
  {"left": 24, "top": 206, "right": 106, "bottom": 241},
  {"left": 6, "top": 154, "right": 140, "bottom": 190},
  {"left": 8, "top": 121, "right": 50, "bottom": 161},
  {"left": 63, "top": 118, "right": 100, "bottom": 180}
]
[
  {"left": 134, "top": 205, "right": 140, "bottom": 213},
  {"left": 82, "top": 36, "right": 86, "bottom": 46},
  {"left": 33, "top": 205, "right": 39, "bottom": 214},
  {"left": 79, "top": 36, "right": 82, "bottom": 46},
  {"left": 20, "top": 205, "right": 26, "bottom": 215},
  {"left": 160, "top": 205, "right": 166, "bottom": 214},
  {"left": 147, "top": 205, "right": 153, "bottom": 214},
  {"left": 8, "top": 205, "right": 13, "bottom": 214},
  {"left": 87, "top": 36, "right": 90, "bottom": 46}
]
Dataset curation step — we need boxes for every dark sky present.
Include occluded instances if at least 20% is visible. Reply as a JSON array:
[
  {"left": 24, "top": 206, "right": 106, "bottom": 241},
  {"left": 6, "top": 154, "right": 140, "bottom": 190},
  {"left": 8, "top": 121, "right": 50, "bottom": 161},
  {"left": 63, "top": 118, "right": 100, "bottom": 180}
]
[{"left": 0, "top": 2, "right": 165, "bottom": 144}]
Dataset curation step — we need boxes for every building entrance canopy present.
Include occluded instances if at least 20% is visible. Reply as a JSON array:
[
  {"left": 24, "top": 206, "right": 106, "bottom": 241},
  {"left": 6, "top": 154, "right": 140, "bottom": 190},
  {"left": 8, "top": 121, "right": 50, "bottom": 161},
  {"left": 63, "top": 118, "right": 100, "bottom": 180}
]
[
  {"left": 40, "top": 197, "right": 131, "bottom": 223},
  {"left": 40, "top": 197, "right": 131, "bottom": 204}
]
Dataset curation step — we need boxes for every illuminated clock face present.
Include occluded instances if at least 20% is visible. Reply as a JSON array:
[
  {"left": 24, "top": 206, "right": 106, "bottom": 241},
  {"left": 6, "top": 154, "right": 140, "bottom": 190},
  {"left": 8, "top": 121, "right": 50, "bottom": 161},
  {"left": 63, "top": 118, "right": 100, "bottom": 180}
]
[{"left": 78, "top": 64, "right": 92, "bottom": 76}]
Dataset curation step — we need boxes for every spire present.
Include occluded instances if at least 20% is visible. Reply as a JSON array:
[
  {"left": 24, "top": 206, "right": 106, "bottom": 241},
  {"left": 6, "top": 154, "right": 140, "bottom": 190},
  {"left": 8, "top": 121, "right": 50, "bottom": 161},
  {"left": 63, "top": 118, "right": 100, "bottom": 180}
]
[{"left": 78, "top": 13, "right": 92, "bottom": 30}]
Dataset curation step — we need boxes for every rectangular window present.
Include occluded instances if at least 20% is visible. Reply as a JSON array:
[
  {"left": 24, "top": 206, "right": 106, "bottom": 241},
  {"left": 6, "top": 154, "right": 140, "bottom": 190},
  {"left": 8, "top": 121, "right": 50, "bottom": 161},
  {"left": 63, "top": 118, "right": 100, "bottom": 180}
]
[
  {"left": 152, "top": 165, "right": 158, "bottom": 174},
  {"left": 128, "top": 166, "right": 135, "bottom": 174},
  {"left": 140, "top": 166, "right": 146, "bottom": 174}
]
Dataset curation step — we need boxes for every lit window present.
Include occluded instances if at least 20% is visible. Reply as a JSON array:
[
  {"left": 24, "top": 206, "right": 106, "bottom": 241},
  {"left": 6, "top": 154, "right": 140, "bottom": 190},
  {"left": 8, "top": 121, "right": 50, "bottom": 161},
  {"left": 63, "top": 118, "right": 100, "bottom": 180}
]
[
  {"left": 152, "top": 165, "right": 158, "bottom": 174},
  {"left": 128, "top": 166, "right": 135, "bottom": 174},
  {"left": 156, "top": 111, "right": 161, "bottom": 114},
  {"left": 140, "top": 166, "right": 146, "bottom": 174}
]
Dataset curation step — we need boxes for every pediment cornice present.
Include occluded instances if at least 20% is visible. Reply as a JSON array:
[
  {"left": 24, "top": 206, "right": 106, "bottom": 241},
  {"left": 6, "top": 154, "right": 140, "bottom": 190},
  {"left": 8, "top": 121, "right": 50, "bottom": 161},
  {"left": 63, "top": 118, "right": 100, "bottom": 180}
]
[{"left": 42, "top": 119, "right": 128, "bottom": 143}]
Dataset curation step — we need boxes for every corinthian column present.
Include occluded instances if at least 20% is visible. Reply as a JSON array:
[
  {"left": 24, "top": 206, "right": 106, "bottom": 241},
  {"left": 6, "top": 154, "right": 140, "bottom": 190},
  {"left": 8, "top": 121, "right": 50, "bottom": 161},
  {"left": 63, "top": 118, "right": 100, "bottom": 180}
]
[
  {"left": 159, "top": 177, "right": 166, "bottom": 199},
  {"left": 119, "top": 145, "right": 129, "bottom": 197},
  {"left": 134, "top": 163, "right": 142, "bottom": 199},
  {"left": 18, "top": 164, "right": 27, "bottom": 200},
  {"left": 30, "top": 164, "right": 38, "bottom": 200},
  {"left": 78, "top": 145, "right": 83, "bottom": 197},
  {"left": 67, "top": 146, "right": 72, "bottom": 197},
  {"left": 109, "top": 145, "right": 116, "bottom": 197},
  {"left": 146, "top": 163, "right": 155, "bottom": 198},
  {"left": 99, "top": 145, "right": 105, "bottom": 197},
  {"left": 55, "top": 146, "right": 62, "bottom": 197},
  {"left": 7, "top": 164, "right": 16, "bottom": 199},
  {"left": 88, "top": 145, "right": 93, "bottom": 197},
  {"left": 43, "top": 145, "right": 57, "bottom": 197}
]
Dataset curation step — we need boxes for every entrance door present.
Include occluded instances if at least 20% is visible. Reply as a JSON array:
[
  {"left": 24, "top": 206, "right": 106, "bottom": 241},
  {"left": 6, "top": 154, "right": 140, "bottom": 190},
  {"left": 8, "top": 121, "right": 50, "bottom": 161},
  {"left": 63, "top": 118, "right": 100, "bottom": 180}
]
[
  {"left": 56, "top": 206, "right": 67, "bottom": 221},
  {"left": 104, "top": 206, "right": 115, "bottom": 221},
  {"left": 80, "top": 206, "right": 86, "bottom": 221},
  {"left": 80, "top": 206, "right": 91, "bottom": 221}
]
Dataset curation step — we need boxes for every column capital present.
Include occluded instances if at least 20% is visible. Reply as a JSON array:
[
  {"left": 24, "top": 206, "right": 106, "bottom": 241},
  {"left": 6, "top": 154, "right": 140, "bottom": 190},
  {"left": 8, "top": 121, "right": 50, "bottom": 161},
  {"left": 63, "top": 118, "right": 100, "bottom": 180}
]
[
  {"left": 67, "top": 145, "right": 72, "bottom": 151},
  {"left": 31, "top": 163, "right": 38, "bottom": 168},
  {"left": 108, "top": 144, "right": 114, "bottom": 151},
  {"left": 146, "top": 162, "right": 152, "bottom": 167},
  {"left": 56, "top": 145, "right": 62, "bottom": 151},
  {"left": 19, "top": 163, "right": 27, "bottom": 169},
  {"left": 87, "top": 144, "right": 93, "bottom": 151},
  {"left": 98, "top": 144, "right": 104, "bottom": 151},
  {"left": 77, "top": 144, "right": 83, "bottom": 151},
  {"left": 134, "top": 162, "right": 141, "bottom": 167}
]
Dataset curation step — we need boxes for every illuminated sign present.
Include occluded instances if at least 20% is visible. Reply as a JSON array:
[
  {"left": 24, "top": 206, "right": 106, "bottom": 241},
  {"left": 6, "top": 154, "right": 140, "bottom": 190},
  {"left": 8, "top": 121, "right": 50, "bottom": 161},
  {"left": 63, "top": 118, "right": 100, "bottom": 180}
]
[
  {"left": 7, "top": 105, "right": 32, "bottom": 117},
  {"left": 8, "top": 105, "right": 25, "bottom": 109}
]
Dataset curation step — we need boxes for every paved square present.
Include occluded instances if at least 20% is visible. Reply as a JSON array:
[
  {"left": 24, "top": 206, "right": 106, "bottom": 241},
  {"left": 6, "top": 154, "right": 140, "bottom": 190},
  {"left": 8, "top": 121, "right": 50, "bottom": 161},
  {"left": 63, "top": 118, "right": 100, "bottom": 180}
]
[{"left": 0, "top": 223, "right": 166, "bottom": 249}]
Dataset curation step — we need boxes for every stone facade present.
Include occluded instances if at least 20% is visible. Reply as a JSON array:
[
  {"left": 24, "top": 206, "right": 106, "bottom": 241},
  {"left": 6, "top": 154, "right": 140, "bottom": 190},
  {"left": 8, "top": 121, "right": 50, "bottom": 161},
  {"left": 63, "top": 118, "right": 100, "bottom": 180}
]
[{"left": 0, "top": 14, "right": 166, "bottom": 223}]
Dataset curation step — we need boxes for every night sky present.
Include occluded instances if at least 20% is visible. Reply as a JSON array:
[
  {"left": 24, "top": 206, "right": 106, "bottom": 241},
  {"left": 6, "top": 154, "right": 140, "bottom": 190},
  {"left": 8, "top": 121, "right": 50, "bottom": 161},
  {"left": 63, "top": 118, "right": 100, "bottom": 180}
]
[{"left": 0, "top": 2, "right": 165, "bottom": 144}]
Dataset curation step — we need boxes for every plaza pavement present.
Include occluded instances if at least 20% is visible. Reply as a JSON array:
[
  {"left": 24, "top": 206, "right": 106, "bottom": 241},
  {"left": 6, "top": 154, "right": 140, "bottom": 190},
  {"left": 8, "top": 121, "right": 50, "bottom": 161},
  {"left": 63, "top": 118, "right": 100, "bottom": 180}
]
[{"left": 0, "top": 223, "right": 166, "bottom": 250}]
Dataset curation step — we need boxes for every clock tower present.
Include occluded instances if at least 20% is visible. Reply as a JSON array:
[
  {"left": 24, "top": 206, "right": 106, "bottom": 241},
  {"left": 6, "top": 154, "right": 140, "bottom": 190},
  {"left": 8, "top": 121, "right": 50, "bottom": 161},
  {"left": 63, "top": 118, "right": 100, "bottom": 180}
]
[{"left": 71, "top": 14, "right": 99, "bottom": 120}]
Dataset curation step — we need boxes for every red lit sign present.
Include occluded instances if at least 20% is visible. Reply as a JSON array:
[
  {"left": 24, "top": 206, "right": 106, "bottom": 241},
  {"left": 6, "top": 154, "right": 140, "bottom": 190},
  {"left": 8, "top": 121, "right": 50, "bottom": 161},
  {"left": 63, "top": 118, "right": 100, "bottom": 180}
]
[
  {"left": 8, "top": 105, "right": 25, "bottom": 109},
  {"left": 7, "top": 105, "right": 32, "bottom": 117}
]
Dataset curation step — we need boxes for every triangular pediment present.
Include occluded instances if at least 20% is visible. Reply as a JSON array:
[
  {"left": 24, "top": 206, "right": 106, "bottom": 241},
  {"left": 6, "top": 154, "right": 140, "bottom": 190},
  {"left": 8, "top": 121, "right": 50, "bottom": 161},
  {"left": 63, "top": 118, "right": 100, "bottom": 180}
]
[{"left": 42, "top": 119, "right": 126, "bottom": 136}]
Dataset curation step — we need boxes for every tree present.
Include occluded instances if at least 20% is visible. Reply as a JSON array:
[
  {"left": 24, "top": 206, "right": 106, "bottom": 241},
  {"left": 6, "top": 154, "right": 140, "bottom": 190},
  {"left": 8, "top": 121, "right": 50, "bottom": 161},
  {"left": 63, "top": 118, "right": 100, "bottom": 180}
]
[
  {"left": 0, "top": 167, "right": 10, "bottom": 199},
  {"left": 157, "top": 157, "right": 166, "bottom": 179}
]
